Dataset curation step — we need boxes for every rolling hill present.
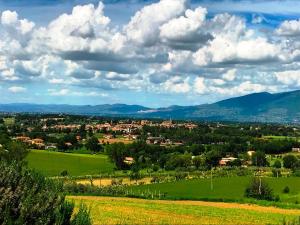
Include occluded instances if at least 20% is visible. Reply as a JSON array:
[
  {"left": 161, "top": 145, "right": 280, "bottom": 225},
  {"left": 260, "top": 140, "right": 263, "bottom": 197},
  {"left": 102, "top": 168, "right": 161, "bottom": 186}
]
[{"left": 1, "top": 90, "right": 300, "bottom": 123}]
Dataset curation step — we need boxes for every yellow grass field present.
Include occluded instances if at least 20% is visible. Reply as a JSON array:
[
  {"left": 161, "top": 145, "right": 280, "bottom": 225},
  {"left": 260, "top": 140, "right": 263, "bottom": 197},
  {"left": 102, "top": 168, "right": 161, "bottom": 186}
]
[{"left": 68, "top": 196, "right": 300, "bottom": 225}]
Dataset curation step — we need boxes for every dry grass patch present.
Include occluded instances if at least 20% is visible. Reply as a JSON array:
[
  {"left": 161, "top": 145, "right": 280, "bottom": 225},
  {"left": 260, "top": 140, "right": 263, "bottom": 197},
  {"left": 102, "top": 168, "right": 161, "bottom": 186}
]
[{"left": 68, "top": 196, "right": 300, "bottom": 225}]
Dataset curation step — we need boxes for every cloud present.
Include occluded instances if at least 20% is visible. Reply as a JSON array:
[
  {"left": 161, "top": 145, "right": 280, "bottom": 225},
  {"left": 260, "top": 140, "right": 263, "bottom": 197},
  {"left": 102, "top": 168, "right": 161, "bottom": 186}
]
[
  {"left": 276, "top": 19, "right": 300, "bottom": 36},
  {"left": 48, "top": 88, "right": 69, "bottom": 96},
  {"left": 275, "top": 70, "right": 300, "bottom": 87},
  {"left": 1, "top": 0, "right": 300, "bottom": 106},
  {"left": 124, "top": 0, "right": 187, "bottom": 46},
  {"left": 8, "top": 86, "right": 27, "bottom": 93},
  {"left": 163, "top": 76, "right": 191, "bottom": 93},
  {"left": 159, "top": 6, "right": 211, "bottom": 50}
]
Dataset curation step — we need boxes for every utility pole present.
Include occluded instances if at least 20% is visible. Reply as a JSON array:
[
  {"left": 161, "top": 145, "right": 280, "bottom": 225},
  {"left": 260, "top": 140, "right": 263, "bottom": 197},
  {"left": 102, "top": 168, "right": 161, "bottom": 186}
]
[{"left": 210, "top": 167, "right": 213, "bottom": 191}]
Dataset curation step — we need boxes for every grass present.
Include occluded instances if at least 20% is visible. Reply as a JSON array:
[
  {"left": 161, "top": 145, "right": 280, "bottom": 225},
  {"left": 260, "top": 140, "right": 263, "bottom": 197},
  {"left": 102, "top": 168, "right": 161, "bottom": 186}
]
[
  {"left": 3, "top": 117, "right": 15, "bottom": 126},
  {"left": 131, "top": 177, "right": 300, "bottom": 204},
  {"left": 262, "top": 135, "right": 298, "bottom": 140},
  {"left": 26, "top": 150, "right": 114, "bottom": 177},
  {"left": 69, "top": 196, "right": 300, "bottom": 225}
]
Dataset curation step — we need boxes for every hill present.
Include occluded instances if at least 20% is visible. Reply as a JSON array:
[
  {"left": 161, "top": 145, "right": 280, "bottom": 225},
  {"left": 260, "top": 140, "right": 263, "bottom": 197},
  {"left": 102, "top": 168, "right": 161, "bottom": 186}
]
[{"left": 1, "top": 90, "right": 300, "bottom": 123}]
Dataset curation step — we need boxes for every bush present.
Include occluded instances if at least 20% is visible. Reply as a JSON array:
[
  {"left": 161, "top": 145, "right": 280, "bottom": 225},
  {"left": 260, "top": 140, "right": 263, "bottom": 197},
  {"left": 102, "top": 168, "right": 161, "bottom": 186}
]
[
  {"left": 283, "top": 186, "right": 290, "bottom": 194},
  {"left": 0, "top": 160, "right": 91, "bottom": 225},
  {"left": 61, "top": 170, "right": 69, "bottom": 177},
  {"left": 244, "top": 177, "right": 275, "bottom": 201},
  {"left": 283, "top": 155, "right": 298, "bottom": 169},
  {"left": 273, "top": 160, "right": 282, "bottom": 169}
]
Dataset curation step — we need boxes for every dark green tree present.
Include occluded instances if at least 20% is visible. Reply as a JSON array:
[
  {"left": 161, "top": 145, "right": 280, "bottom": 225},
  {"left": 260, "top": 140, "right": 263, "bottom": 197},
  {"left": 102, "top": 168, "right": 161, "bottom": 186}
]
[
  {"left": 86, "top": 137, "right": 102, "bottom": 152},
  {"left": 251, "top": 151, "right": 267, "bottom": 167},
  {"left": 283, "top": 155, "right": 298, "bottom": 169}
]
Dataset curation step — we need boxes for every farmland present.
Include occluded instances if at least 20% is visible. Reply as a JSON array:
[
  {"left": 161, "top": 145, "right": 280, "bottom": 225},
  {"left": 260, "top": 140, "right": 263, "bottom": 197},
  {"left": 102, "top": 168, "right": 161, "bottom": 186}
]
[
  {"left": 69, "top": 196, "right": 300, "bottom": 225},
  {"left": 131, "top": 177, "right": 300, "bottom": 204},
  {"left": 26, "top": 150, "right": 114, "bottom": 176}
]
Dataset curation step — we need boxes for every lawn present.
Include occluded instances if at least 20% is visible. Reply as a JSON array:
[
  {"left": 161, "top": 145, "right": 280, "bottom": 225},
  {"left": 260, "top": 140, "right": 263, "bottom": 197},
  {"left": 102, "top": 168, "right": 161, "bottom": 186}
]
[
  {"left": 131, "top": 177, "right": 300, "bottom": 204},
  {"left": 69, "top": 196, "right": 300, "bottom": 225},
  {"left": 262, "top": 135, "right": 298, "bottom": 140},
  {"left": 26, "top": 150, "right": 115, "bottom": 177},
  {"left": 3, "top": 117, "right": 15, "bottom": 126}
]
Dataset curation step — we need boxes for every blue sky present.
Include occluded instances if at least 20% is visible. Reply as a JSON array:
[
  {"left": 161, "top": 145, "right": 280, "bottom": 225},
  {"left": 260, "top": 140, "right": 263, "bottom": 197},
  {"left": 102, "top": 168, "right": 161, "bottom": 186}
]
[{"left": 1, "top": 0, "right": 300, "bottom": 107}]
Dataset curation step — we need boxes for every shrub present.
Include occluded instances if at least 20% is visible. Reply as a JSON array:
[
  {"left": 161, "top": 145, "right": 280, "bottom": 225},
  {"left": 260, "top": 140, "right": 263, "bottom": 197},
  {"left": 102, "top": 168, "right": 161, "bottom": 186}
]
[
  {"left": 273, "top": 160, "right": 282, "bottom": 169},
  {"left": 0, "top": 160, "right": 91, "bottom": 225},
  {"left": 61, "top": 170, "right": 69, "bottom": 177},
  {"left": 244, "top": 177, "right": 275, "bottom": 201},
  {"left": 283, "top": 155, "right": 298, "bottom": 169},
  {"left": 283, "top": 186, "right": 290, "bottom": 194}
]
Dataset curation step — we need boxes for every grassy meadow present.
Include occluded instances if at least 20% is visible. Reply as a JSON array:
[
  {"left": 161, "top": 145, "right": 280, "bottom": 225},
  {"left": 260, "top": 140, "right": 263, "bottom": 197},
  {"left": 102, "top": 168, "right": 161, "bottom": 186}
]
[
  {"left": 27, "top": 150, "right": 114, "bottom": 177},
  {"left": 131, "top": 177, "right": 300, "bottom": 204},
  {"left": 69, "top": 196, "right": 300, "bottom": 225}
]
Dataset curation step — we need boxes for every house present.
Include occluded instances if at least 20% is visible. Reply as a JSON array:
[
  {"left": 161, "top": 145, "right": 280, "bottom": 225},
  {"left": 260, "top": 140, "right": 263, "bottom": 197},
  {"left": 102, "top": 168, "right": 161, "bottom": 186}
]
[
  {"left": 32, "top": 138, "right": 44, "bottom": 145},
  {"left": 219, "top": 157, "right": 237, "bottom": 166},
  {"left": 247, "top": 150, "right": 255, "bottom": 157},
  {"left": 32, "top": 138, "right": 45, "bottom": 149},
  {"left": 292, "top": 148, "right": 300, "bottom": 153},
  {"left": 16, "top": 136, "right": 31, "bottom": 143},
  {"left": 123, "top": 157, "right": 134, "bottom": 165},
  {"left": 46, "top": 144, "right": 57, "bottom": 150},
  {"left": 65, "top": 142, "right": 73, "bottom": 147},
  {"left": 146, "top": 136, "right": 163, "bottom": 145}
]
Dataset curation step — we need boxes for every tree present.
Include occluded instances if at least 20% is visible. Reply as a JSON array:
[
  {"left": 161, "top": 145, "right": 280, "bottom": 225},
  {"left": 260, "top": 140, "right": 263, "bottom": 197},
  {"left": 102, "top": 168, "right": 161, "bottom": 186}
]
[
  {"left": 165, "top": 154, "right": 191, "bottom": 170},
  {"left": 106, "top": 143, "right": 129, "bottom": 170},
  {"left": 0, "top": 139, "right": 92, "bottom": 225},
  {"left": 245, "top": 177, "right": 275, "bottom": 201},
  {"left": 0, "top": 141, "right": 28, "bottom": 163},
  {"left": 0, "top": 161, "right": 91, "bottom": 225},
  {"left": 205, "top": 150, "right": 222, "bottom": 168},
  {"left": 190, "top": 144, "right": 205, "bottom": 156},
  {"left": 283, "top": 154, "right": 298, "bottom": 169},
  {"left": 192, "top": 155, "right": 205, "bottom": 169},
  {"left": 251, "top": 151, "right": 267, "bottom": 167},
  {"left": 273, "top": 159, "right": 282, "bottom": 169},
  {"left": 86, "top": 137, "right": 102, "bottom": 152}
]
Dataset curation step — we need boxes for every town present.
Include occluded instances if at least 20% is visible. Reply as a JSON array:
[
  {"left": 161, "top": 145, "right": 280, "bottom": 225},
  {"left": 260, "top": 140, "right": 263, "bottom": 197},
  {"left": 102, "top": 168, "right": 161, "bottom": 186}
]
[{"left": 2, "top": 114, "right": 300, "bottom": 224}]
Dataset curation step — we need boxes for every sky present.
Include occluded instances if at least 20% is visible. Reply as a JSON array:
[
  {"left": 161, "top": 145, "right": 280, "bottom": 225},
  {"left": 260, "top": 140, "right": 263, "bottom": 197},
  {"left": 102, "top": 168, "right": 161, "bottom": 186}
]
[{"left": 1, "top": 0, "right": 300, "bottom": 107}]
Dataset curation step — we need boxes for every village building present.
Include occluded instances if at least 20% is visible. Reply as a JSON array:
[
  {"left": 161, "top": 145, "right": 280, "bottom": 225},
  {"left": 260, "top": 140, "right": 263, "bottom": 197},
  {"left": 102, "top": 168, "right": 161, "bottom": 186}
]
[
  {"left": 219, "top": 157, "right": 237, "bottom": 166},
  {"left": 123, "top": 157, "right": 134, "bottom": 165}
]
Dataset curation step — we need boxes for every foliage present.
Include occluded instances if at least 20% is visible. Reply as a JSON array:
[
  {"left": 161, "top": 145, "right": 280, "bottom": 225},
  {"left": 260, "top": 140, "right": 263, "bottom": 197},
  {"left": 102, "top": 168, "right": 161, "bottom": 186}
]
[
  {"left": 86, "top": 137, "right": 102, "bottom": 153},
  {"left": 245, "top": 177, "right": 275, "bottom": 201},
  {"left": 273, "top": 159, "right": 282, "bottom": 169},
  {"left": 0, "top": 160, "right": 91, "bottom": 225},
  {"left": 283, "top": 186, "right": 290, "bottom": 194},
  {"left": 70, "top": 203, "right": 92, "bottom": 225},
  {"left": 0, "top": 141, "right": 28, "bottom": 163},
  {"left": 283, "top": 155, "right": 299, "bottom": 169},
  {"left": 251, "top": 151, "right": 268, "bottom": 167}
]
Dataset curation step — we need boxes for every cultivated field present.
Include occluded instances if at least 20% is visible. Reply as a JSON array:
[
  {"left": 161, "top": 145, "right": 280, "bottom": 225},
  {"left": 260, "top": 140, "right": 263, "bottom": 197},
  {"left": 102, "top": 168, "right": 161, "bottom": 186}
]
[
  {"left": 69, "top": 196, "right": 300, "bottom": 225},
  {"left": 27, "top": 150, "right": 114, "bottom": 176},
  {"left": 131, "top": 177, "right": 300, "bottom": 204}
]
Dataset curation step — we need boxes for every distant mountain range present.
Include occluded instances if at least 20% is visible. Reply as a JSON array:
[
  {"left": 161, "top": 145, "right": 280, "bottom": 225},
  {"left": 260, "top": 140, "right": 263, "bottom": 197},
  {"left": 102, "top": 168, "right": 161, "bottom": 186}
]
[{"left": 1, "top": 90, "right": 300, "bottom": 123}]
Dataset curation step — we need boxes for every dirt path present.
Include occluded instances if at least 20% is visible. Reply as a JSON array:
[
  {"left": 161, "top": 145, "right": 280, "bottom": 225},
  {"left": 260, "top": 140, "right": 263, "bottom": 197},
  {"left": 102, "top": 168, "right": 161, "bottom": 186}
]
[{"left": 69, "top": 196, "right": 300, "bottom": 215}]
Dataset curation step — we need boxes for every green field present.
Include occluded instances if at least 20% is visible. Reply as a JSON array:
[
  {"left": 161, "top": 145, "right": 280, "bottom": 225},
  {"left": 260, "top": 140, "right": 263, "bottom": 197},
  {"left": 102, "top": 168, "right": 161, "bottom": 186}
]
[
  {"left": 3, "top": 117, "right": 15, "bottom": 126},
  {"left": 27, "top": 150, "right": 114, "bottom": 177},
  {"left": 69, "top": 196, "right": 300, "bottom": 225},
  {"left": 131, "top": 177, "right": 300, "bottom": 204},
  {"left": 262, "top": 135, "right": 298, "bottom": 140}
]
